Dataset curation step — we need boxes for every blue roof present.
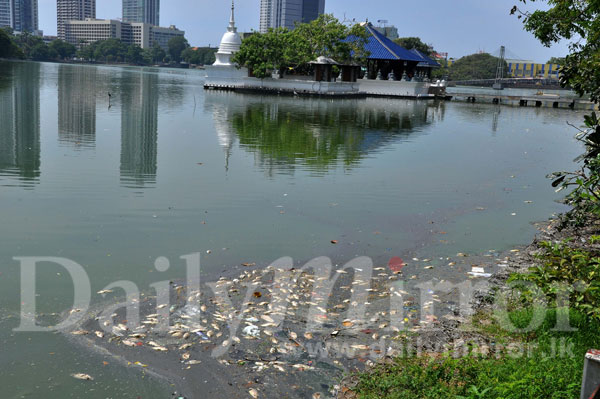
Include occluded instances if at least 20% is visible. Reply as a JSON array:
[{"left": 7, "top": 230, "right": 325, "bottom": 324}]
[
  {"left": 362, "top": 24, "right": 423, "bottom": 62},
  {"left": 410, "top": 48, "right": 441, "bottom": 67}
]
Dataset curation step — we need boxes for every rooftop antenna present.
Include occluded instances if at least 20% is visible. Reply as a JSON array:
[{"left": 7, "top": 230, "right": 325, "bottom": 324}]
[
  {"left": 377, "top": 19, "right": 388, "bottom": 27},
  {"left": 493, "top": 45, "right": 505, "bottom": 90}
]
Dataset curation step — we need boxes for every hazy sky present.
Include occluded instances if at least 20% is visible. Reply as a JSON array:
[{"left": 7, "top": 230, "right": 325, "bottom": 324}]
[{"left": 37, "top": 0, "right": 569, "bottom": 61}]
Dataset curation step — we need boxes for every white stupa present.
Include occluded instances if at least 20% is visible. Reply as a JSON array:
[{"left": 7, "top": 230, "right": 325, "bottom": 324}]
[{"left": 213, "top": 1, "right": 242, "bottom": 66}]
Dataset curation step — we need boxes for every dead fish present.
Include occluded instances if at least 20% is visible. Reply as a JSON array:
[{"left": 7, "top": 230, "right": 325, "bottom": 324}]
[
  {"left": 261, "top": 315, "right": 274, "bottom": 323},
  {"left": 121, "top": 340, "right": 137, "bottom": 347},
  {"left": 186, "top": 360, "right": 201, "bottom": 365},
  {"left": 152, "top": 346, "right": 168, "bottom": 352},
  {"left": 94, "top": 331, "right": 104, "bottom": 338},
  {"left": 71, "top": 373, "right": 93, "bottom": 381},
  {"left": 249, "top": 388, "right": 259, "bottom": 398},
  {"left": 96, "top": 289, "right": 113, "bottom": 295},
  {"left": 71, "top": 330, "right": 88, "bottom": 335}
]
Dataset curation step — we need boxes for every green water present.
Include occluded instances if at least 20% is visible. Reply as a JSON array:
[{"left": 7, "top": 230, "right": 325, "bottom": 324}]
[{"left": 0, "top": 60, "right": 585, "bottom": 397}]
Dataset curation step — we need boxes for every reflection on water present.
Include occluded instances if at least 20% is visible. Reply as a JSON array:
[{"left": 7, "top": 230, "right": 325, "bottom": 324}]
[
  {"left": 120, "top": 72, "right": 159, "bottom": 188},
  {"left": 0, "top": 62, "right": 40, "bottom": 186},
  {"left": 58, "top": 65, "right": 97, "bottom": 149},
  {"left": 205, "top": 92, "right": 446, "bottom": 176}
]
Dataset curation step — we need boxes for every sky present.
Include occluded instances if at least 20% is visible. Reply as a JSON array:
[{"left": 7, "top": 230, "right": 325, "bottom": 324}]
[{"left": 37, "top": 0, "right": 570, "bottom": 62}]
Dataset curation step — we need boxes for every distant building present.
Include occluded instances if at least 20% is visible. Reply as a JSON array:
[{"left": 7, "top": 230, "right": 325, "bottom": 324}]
[
  {"left": 259, "top": 0, "right": 325, "bottom": 33},
  {"left": 122, "top": 0, "right": 159, "bottom": 26},
  {"left": 505, "top": 59, "right": 561, "bottom": 79},
  {"left": 57, "top": 0, "right": 95, "bottom": 40},
  {"left": 64, "top": 18, "right": 184, "bottom": 50},
  {"left": 0, "top": 0, "right": 38, "bottom": 32},
  {"left": 446, "top": 57, "right": 561, "bottom": 79},
  {"left": 373, "top": 25, "right": 398, "bottom": 40}
]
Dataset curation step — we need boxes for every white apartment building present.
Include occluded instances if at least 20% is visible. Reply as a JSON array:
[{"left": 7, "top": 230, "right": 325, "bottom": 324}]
[{"left": 64, "top": 18, "right": 184, "bottom": 50}]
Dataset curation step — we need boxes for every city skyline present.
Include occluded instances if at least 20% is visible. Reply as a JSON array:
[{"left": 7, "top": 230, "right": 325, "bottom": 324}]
[{"left": 35, "top": 0, "right": 569, "bottom": 61}]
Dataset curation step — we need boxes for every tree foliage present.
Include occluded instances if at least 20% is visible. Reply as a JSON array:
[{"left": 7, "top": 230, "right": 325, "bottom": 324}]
[
  {"left": 232, "top": 14, "right": 369, "bottom": 79},
  {"left": 447, "top": 53, "right": 506, "bottom": 81},
  {"left": 0, "top": 29, "right": 23, "bottom": 59},
  {"left": 168, "top": 36, "right": 189, "bottom": 63},
  {"left": 182, "top": 47, "right": 217, "bottom": 65},
  {"left": 393, "top": 37, "right": 433, "bottom": 56},
  {"left": 546, "top": 56, "right": 565, "bottom": 65},
  {"left": 49, "top": 40, "right": 76, "bottom": 60},
  {"left": 149, "top": 41, "right": 166, "bottom": 63},
  {"left": 515, "top": 0, "right": 600, "bottom": 215}
]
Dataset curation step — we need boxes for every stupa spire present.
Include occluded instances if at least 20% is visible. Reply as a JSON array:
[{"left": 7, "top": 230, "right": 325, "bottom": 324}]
[{"left": 228, "top": 0, "right": 237, "bottom": 33}]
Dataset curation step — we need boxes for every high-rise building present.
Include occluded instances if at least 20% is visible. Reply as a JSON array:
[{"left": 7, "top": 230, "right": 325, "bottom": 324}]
[
  {"left": 63, "top": 18, "right": 183, "bottom": 51},
  {"left": 57, "top": 0, "right": 95, "bottom": 40},
  {"left": 0, "top": 0, "right": 13, "bottom": 28},
  {"left": 122, "top": 0, "right": 159, "bottom": 26},
  {"left": 0, "top": 0, "right": 38, "bottom": 32},
  {"left": 259, "top": 0, "right": 324, "bottom": 33}
]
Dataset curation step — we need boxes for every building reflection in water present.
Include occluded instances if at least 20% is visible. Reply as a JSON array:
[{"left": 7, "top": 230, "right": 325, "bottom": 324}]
[
  {"left": 120, "top": 72, "right": 159, "bottom": 188},
  {"left": 58, "top": 64, "right": 97, "bottom": 149},
  {"left": 204, "top": 91, "right": 443, "bottom": 177},
  {"left": 0, "top": 62, "right": 41, "bottom": 186}
]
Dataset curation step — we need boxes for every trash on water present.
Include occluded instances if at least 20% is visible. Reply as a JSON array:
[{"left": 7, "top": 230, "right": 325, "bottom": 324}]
[
  {"left": 243, "top": 325, "right": 260, "bottom": 337},
  {"left": 468, "top": 266, "right": 492, "bottom": 278}
]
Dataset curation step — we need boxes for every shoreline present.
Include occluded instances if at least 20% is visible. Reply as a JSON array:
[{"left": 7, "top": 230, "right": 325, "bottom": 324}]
[{"left": 59, "top": 216, "right": 565, "bottom": 399}]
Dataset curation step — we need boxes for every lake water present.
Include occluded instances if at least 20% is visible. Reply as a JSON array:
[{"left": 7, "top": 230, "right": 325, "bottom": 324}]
[{"left": 0, "top": 60, "right": 585, "bottom": 397}]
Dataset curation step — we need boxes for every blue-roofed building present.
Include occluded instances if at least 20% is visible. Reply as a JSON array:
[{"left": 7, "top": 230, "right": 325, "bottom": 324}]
[{"left": 359, "top": 23, "right": 439, "bottom": 81}]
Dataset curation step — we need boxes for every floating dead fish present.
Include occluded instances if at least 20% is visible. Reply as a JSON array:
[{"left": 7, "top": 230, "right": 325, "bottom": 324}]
[
  {"left": 71, "top": 330, "right": 88, "bottom": 335},
  {"left": 249, "top": 388, "right": 259, "bottom": 398},
  {"left": 97, "top": 289, "right": 113, "bottom": 295},
  {"left": 261, "top": 315, "right": 274, "bottom": 323},
  {"left": 186, "top": 360, "right": 201, "bottom": 365},
  {"left": 121, "top": 340, "right": 137, "bottom": 347},
  {"left": 71, "top": 373, "right": 93, "bottom": 381},
  {"left": 351, "top": 344, "right": 370, "bottom": 350},
  {"left": 94, "top": 331, "right": 104, "bottom": 338},
  {"left": 152, "top": 346, "right": 168, "bottom": 352}
]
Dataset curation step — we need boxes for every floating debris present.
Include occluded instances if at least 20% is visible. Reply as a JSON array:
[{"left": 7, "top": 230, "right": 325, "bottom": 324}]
[{"left": 71, "top": 373, "right": 93, "bottom": 381}]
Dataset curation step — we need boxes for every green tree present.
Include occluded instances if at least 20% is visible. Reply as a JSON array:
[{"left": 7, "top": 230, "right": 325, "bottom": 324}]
[
  {"left": 393, "top": 37, "right": 434, "bottom": 56},
  {"left": 447, "top": 53, "right": 506, "bottom": 81},
  {"left": 29, "top": 42, "right": 51, "bottom": 60},
  {"left": 546, "top": 56, "right": 565, "bottom": 65},
  {"left": 49, "top": 39, "right": 76, "bottom": 60},
  {"left": 182, "top": 46, "right": 217, "bottom": 65},
  {"left": 149, "top": 41, "right": 166, "bottom": 63},
  {"left": 182, "top": 47, "right": 202, "bottom": 64},
  {"left": 168, "top": 36, "right": 189, "bottom": 63},
  {"left": 232, "top": 27, "right": 290, "bottom": 78},
  {"left": 515, "top": 0, "right": 600, "bottom": 213},
  {"left": 0, "top": 29, "right": 23, "bottom": 59},
  {"left": 232, "top": 14, "right": 368, "bottom": 79},
  {"left": 126, "top": 44, "right": 145, "bottom": 64}
]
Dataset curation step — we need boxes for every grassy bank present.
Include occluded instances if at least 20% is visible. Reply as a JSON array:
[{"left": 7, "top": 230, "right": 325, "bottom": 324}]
[{"left": 345, "top": 232, "right": 600, "bottom": 399}]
